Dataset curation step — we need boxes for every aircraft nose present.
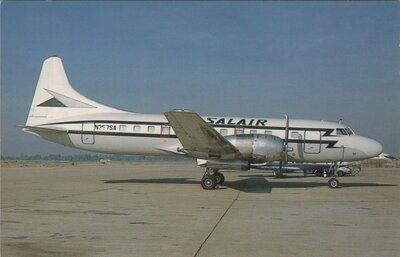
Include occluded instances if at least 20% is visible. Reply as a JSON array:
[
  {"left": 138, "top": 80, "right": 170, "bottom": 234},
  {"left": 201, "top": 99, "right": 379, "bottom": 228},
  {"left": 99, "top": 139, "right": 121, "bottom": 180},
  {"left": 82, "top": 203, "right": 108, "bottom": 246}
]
[{"left": 362, "top": 138, "right": 383, "bottom": 158}]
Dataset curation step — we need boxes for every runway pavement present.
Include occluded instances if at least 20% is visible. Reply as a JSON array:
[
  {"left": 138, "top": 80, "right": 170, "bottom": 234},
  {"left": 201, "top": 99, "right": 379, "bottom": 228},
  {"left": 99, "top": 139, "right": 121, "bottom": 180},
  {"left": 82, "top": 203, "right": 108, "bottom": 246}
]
[{"left": 1, "top": 161, "right": 399, "bottom": 257}]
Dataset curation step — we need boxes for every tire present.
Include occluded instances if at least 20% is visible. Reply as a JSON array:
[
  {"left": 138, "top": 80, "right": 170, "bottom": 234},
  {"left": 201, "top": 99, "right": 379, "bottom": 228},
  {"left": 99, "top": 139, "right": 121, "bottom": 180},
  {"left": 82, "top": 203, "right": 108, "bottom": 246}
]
[
  {"left": 201, "top": 175, "right": 217, "bottom": 190},
  {"left": 214, "top": 171, "right": 225, "bottom": 184},
  {"left": 328, "top": 178, "right": 340, "bottom": 189}
]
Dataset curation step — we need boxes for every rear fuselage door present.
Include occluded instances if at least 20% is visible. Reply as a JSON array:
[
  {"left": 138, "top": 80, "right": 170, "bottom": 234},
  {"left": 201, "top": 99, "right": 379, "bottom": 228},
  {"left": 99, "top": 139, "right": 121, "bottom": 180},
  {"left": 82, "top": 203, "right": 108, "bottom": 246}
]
[{"left": 81, "top": 122, "right": 95, "bottom": 144}]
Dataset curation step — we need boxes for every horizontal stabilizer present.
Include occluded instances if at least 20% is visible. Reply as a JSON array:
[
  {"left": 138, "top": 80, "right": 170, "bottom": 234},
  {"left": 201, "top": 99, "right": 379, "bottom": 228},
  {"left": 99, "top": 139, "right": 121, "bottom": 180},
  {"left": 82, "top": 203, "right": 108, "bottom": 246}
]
[
  {"left": 20, "top": 125, "right": 68, "bottom": 134},
  {"left": 19, "top": 125, "right": 74, "bottom": 147}
]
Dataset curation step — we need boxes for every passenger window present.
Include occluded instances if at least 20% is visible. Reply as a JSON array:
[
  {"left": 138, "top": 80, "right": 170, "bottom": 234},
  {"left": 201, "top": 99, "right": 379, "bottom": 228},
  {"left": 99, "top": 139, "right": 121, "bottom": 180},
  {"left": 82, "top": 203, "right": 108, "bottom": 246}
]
[
  {"left": 235, "top": 127, "right": 244, "bottom": 135},
  {"left": 161, "top": 125, "right": 170, "bottom": 135},
  {"left": 264, "top": 130, "right": 272, "bottom": 135},
  {"left": 250, "top": 130, "right": 257, "bottom": 134},
  {"left": 291, "top": 131, "right": 299, "bottom": 138},
  {"left": 220, "top": 129, "right": 228, "bottom": 136},
  {"left": 148, "top": 126, "right": 155, "bottom": 133},
  {"left": 119, "top": 125, "right": 127, "bottom": 132},
  {"left": 133, "top": 125, "right": 141, "bottom": 132}
]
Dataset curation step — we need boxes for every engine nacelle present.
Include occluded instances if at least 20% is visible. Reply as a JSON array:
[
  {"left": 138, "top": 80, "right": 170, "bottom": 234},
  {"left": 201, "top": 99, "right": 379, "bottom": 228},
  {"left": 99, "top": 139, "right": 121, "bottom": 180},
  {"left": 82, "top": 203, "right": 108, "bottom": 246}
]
[{"left": 225, "top": 134, "right": 284, "bottom": 163}]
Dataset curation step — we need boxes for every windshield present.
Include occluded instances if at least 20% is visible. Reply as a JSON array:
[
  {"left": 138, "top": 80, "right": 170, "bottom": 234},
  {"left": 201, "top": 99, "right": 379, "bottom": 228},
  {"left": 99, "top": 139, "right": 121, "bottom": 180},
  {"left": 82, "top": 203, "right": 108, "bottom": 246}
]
[
  {"left": 336, "top": 128, "right": 347, "bottom": 135},
  {"left": 345, "top": 128, "right": 354, "bottom": 135},
  {"left": 336, "top": 128, "right": 354, "bottom": 136}
]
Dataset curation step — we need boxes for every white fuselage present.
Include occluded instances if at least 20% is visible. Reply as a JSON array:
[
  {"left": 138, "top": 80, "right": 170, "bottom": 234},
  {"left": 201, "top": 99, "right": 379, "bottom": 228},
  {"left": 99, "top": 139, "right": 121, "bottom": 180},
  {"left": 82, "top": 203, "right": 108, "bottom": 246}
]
[{"left": 33, "top": 111, "right": 381, "bottom": 163}]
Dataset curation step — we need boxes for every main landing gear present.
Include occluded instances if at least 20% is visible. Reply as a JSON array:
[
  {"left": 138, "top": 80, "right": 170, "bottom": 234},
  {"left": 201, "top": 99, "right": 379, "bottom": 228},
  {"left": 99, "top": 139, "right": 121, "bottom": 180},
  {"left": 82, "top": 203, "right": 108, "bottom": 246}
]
[{"left": 201, "top": 168, "right": 225, "bottom": 190}]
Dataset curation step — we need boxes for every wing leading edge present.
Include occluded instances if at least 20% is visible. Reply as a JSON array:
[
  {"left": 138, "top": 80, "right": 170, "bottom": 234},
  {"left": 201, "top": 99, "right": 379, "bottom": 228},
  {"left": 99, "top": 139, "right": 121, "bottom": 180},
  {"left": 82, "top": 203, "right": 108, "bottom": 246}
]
[{"left": 164, "top": 110, "right": 240, "bottom": 160}]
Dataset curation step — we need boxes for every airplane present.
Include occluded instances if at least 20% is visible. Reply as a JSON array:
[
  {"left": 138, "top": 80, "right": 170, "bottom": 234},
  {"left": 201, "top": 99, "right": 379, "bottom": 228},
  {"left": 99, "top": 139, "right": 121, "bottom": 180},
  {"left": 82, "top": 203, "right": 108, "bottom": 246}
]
[{"left": 22, "top": 56, "right": 383, "bottom": 190}]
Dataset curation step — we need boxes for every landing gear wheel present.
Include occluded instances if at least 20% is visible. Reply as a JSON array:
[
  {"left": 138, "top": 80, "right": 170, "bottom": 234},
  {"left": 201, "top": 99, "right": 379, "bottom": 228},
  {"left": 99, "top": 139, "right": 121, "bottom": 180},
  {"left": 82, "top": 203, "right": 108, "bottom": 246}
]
[
  {"left": 201, "top": 175, "right": 217, "bottom": 190},
  {"left": 214, "top": 171, "right": 225, "bottom": 184},
  {"left": 328, "top": 178, "right": 340, "bottom": 189}
]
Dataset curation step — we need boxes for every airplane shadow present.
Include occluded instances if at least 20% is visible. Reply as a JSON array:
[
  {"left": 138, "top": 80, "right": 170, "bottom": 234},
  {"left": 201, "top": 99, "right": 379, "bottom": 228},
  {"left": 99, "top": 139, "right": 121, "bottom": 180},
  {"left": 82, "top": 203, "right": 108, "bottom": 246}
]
[
  {"left": 239, "top": 174, "right": 310, "bottom": 179},
  {"left": 104, "top": 177, "right": 397, "bottom": 194},
  {"left": 105, "top": 178, "right": 199, "bottom": 185}
]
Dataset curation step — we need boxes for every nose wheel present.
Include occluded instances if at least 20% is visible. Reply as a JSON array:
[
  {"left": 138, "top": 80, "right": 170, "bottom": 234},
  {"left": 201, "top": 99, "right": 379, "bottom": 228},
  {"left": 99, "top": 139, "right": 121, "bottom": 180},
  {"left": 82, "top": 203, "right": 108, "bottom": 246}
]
[
  {"left": 328, "top": 178, "right": 340, "bottom": 189},
  {"left": 201, "top": 168, "right": 225, "bottom": 190},
  {"left": 327, "top": 162, "right": 341, "bottom": 189}
]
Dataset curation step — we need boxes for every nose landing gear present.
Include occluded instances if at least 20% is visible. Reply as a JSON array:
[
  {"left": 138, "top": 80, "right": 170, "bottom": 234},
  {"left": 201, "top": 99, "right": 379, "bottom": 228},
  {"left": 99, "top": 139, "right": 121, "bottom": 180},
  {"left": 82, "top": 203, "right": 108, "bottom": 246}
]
[
  {"left": 328, "top": 178, "right": 340, "bottom": 189},
  {"left": 327, "top": 162, "right": 341, "bottom": 189}
]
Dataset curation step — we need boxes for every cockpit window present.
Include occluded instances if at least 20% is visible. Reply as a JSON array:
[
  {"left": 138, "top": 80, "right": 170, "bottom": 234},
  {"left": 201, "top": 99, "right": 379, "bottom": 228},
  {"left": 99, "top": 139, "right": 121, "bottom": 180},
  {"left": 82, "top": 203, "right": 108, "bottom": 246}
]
[
  {"left": 336, "top": 128, "right": 354, "bottom": 136},
  {"left": 336, "top": 128, "right": 348, "bottom": 135},
  {"left": 345, "top": 128, "right": 354, "bottom": 135}
]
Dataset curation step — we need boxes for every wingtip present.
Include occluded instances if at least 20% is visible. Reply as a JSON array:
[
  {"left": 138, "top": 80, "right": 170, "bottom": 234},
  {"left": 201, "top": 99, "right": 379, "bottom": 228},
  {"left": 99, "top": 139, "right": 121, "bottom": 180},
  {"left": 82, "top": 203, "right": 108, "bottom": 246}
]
[
  {"left": 166, "top": 109, "right": 195, "bottom": 114},
  {"left": 174, "top": 108, "right": 192, "bottom": 112}
]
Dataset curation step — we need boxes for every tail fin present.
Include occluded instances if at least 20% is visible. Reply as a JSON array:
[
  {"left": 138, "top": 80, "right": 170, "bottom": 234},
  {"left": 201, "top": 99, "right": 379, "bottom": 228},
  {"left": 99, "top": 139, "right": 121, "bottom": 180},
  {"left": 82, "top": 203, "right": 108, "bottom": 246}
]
[{"left": 26, "top": 56, "right": 123, "bottom": 126}]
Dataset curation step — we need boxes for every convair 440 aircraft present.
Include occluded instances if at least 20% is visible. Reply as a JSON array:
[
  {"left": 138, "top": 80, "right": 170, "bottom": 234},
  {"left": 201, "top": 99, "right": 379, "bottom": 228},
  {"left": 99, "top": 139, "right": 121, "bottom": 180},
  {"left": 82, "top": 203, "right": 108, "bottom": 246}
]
[{"left": 23, "top": 57, "right": 382, "bottom": 189}]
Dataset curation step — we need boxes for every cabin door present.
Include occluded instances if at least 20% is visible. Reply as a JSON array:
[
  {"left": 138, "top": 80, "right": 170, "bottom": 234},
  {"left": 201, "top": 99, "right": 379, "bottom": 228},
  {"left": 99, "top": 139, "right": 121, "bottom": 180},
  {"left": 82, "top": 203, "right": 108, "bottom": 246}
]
[
  {"left": 304, "top": 130, "right": 321, "bottom": 154},
  {"left": 81, "top": 122, "right": 95, "bottom": 144}
]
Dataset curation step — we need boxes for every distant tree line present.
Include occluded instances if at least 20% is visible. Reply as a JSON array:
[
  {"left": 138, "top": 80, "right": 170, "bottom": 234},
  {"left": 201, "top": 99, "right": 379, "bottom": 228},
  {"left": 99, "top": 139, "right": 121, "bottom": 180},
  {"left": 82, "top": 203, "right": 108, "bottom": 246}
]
[{"left": 1, "top": 153, "right": 191, "bottom": 162}]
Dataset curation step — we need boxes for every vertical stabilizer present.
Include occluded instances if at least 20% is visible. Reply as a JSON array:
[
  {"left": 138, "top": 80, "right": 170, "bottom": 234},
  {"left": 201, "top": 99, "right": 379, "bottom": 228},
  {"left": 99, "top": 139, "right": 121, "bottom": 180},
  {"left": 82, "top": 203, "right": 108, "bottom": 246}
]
[{"left": 26, "top": 56, "right": 123, "bottom": 126}]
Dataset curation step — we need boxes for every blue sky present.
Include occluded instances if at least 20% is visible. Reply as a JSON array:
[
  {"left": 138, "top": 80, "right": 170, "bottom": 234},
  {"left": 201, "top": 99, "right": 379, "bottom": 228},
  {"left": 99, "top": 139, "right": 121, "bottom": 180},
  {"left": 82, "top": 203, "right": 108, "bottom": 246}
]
[{"left": 1, "top": 2, "right": 399, "bottom": 157}]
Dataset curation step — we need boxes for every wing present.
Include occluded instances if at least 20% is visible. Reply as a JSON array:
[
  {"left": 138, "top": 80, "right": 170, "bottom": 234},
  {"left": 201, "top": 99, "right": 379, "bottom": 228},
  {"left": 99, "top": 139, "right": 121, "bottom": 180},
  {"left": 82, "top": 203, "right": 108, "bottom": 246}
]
[{"left": 164, "top": 110, "right": 240, "bottom": 159}]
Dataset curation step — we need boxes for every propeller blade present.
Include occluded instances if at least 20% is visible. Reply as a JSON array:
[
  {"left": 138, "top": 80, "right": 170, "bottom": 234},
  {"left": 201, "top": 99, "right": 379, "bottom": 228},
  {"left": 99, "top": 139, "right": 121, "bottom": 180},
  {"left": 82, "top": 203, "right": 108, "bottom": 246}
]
[
  {"left": 277, "top": 114, "right": 289, "bottom": 178},
  {"left": 284, "top": 114, "right": 289, "bottom": 164}
]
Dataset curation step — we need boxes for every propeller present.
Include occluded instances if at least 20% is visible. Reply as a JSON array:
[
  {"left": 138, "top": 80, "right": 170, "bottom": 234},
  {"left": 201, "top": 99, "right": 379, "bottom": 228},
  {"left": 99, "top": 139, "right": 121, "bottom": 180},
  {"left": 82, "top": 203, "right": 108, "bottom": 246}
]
[
  {"left": 283, "top": 114, "right": 289, "bottom": 164},
  {"left": 278, "top": 114, "right": 289, "bottom": 177}
]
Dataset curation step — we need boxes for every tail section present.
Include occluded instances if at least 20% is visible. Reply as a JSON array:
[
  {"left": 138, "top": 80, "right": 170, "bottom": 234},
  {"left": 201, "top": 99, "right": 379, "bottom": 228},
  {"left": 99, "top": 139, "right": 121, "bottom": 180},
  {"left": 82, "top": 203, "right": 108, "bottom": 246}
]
[{"left": 26, "top": 56, "right": 123, "bottom": 126}]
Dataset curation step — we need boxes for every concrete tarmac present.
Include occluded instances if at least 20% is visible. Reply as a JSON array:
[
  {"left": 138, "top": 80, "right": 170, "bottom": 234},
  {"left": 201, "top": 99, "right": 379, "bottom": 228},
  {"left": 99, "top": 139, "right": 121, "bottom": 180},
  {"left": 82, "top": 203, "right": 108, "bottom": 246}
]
[{"left": 1, "top": 161, "right": 399, "bottom": 257}]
